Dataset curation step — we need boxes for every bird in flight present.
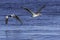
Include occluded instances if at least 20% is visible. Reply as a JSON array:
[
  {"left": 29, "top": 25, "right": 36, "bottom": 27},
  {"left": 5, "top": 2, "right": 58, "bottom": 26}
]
[
  {"left": 5, "top": 14, "right": 23, "bottom": 24},
  {"left": 21, "top": 4, "right": 46, "bottom": 17}
]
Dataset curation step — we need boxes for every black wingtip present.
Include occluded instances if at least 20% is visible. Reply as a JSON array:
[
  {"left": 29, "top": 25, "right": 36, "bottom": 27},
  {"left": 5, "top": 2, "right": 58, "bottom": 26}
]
[
  {"left": 42, "top": 4, "right": 46, "bottom": 8},
  {"left": 20, "top": 6, "right": 27, "bottom": 9},
  {"left": 5, "top": 20, "right": 8, "bottom": 24},
  {"left": 19, "top": 22, "right": 23, "bottom": 25},
  {"left": 20, "top": 6, "right": 24, "bottom": 9},
  {"left": 20, "top": 21, "right": 23, "bottom": 25},
  {"left": 5, "top": 22, "right": 8, "bottom": 24}
]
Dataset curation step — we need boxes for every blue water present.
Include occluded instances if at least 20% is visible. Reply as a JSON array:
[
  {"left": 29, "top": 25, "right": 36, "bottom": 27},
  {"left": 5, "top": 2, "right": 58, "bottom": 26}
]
[{"left": 0, "top": 0, "right": 60, "bottom": 40}]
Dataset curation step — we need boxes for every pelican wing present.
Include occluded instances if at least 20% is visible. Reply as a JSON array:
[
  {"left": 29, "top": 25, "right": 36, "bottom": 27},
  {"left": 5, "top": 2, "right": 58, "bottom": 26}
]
[
  {"left": 14, "top": 15, "right": 23, "bottom": 24},
  {"left": 5, "top": 15, "right": 11, "bottom": 24},
  {"left": 21, "top": 7, "right": 34, "bottom": 15},
  {"left": 37, "top": 4, "right": 46, "bottom": 12},
  {"left": 5, "top": 17, "right": 8, "bottom": 24}
]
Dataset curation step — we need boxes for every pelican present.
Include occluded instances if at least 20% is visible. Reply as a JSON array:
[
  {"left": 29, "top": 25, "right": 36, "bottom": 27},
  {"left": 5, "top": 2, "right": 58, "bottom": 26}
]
[
  {"left": 21, "top": 4, "right": 46, "bottom": 17},
  {"left": 5, "top": 14, "right": 23, "bottom": 24}
]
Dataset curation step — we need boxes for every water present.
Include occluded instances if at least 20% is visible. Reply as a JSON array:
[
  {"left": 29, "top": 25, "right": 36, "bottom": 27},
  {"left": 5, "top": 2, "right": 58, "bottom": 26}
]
[{"left": 0, "top": 0, "right": 60, "bottom": 40}]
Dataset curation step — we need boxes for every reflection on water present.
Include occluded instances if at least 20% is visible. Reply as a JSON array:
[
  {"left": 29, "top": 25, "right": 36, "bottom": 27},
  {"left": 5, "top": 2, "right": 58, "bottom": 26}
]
[
  {"left": 0, "top": 0, "right": 60, "bottom": 40},
  {"left": 0, "top": 30, "right": 60, "bottom": 40}
]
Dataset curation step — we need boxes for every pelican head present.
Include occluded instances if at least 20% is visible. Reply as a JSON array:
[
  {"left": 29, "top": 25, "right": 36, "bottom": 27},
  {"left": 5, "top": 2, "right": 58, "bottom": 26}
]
[{"left": 6, "top": 16, "right": 9, "bottom": 18}]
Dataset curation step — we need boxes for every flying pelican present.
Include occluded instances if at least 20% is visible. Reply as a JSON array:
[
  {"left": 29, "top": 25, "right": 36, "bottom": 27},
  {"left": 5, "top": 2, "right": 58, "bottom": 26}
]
[
  {"left": 21, "top": 4, "right": 46, "bottom": 17},
  {"left": 5, "top": 14, "right": 23, "bottom": 24}
]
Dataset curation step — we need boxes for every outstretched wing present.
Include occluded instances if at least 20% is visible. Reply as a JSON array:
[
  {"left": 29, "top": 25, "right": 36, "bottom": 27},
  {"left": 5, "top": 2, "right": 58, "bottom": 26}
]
[
  {"left": 37, "top": 4, "right": 46, "bottom": 13},
  {"left": 14, "top": 15, "right": 23, "bottom": 24},
  {"left": 21, "top": 7, "right": 34, "bottom": 15},
  {"left": 5, "top": 17, "right": 8, "bottom": 24}
]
